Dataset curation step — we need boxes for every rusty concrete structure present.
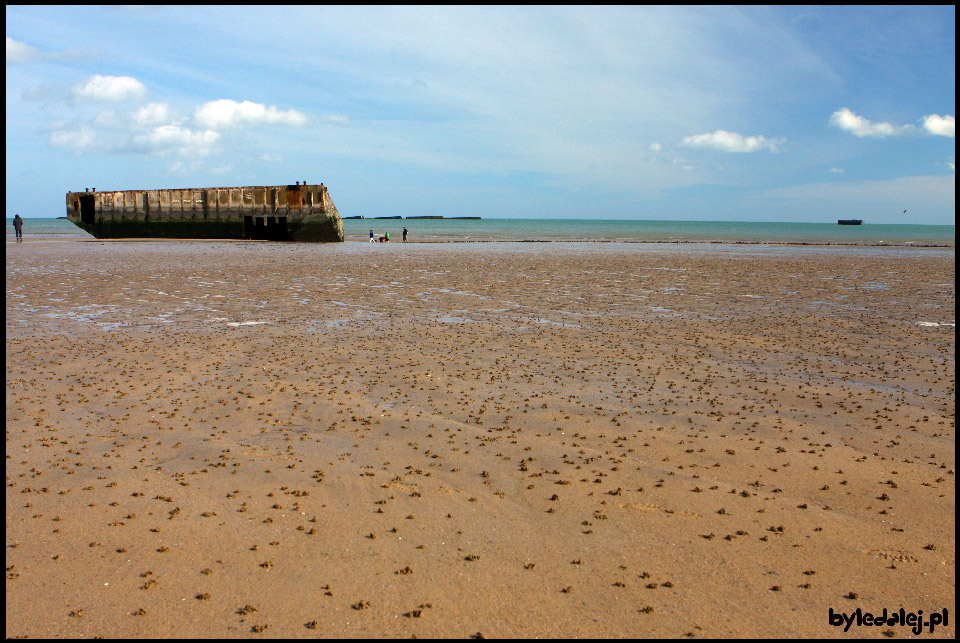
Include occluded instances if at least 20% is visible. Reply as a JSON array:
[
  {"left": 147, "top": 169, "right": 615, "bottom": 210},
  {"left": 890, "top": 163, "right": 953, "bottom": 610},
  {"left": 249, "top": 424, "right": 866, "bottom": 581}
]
[{"left": 65, "top": 182, "right": 343, "bottom": 242}]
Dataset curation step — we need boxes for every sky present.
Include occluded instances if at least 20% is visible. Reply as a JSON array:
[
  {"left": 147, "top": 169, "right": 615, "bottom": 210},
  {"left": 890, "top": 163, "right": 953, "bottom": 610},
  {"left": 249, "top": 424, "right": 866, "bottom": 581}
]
[{"left": 5, "top": 5, "right": 955, "bottom": 224}]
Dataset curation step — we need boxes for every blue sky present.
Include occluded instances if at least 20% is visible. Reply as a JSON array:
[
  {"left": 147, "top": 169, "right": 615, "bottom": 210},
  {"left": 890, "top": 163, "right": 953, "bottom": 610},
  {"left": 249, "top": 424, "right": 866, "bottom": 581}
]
[{"left": 5, "top": 5, "right": 955, "bottom": 224}]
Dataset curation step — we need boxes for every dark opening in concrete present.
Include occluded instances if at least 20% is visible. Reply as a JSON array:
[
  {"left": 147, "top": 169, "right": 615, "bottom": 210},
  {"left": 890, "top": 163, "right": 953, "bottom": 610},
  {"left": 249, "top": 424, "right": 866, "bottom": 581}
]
[
  {"left": 241, "top": 216, "right": 284, "bottom": 240},
  {"left": 262, "top": 216, "right": 288, "bottom": 241},
  {"left": 80, "top": 195, "right": 95, "bottom": 224}
]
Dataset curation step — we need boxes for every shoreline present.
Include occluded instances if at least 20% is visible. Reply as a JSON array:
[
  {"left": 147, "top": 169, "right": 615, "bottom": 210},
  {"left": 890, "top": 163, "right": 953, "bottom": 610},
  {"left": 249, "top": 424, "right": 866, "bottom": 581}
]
[
  {"left": 8, "top": 217, "right": 955, "bottom": 248},
  {"left": 368, "top": 239, "right": 956, "bottom": 247},
  {"left": 7, "top": 237, "right": 956, "bottom": 248}
]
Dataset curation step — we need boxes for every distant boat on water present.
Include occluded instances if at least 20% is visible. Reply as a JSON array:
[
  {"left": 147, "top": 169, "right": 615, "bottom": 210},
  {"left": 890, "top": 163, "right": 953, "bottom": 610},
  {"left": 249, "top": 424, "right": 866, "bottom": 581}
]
[{"left": 838, "top": 219, "right": 863, "bottom": 225}]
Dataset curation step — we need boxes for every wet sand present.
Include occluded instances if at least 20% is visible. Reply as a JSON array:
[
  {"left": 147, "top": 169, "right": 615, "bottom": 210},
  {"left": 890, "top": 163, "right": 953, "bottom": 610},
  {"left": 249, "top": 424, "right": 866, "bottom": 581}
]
[{"left": 6, "top": 240, "right": 955, "bottom": 638}]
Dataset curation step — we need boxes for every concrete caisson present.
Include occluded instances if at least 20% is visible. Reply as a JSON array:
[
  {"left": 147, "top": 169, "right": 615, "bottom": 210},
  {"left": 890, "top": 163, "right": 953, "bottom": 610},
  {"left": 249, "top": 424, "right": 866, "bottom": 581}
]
[{"left": 65, "top": 182, "right": 343, "bottom": 242}]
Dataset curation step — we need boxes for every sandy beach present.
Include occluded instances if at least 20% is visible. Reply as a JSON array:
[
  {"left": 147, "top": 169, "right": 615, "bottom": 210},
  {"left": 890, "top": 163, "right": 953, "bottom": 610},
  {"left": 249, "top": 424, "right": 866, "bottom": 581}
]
[{"left": 5, "top": 240, "right": 955, "bottom": 638}]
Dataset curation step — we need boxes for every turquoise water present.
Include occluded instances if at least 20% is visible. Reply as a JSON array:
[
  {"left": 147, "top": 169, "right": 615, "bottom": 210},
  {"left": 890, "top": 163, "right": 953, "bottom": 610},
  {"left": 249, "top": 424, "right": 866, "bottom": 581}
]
[
  {"left": 348, "top": 219, "right": 955, "bottom": 245},
  {"left": 6, "top": 217, "right": 955, "bottom": 245}
]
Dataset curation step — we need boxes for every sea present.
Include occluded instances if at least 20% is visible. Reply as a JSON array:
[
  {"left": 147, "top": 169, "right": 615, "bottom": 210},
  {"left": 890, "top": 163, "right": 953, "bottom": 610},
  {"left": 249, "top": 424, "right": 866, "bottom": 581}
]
[{"left": 5, "top": 217, "right": 955, "bottom": 246}]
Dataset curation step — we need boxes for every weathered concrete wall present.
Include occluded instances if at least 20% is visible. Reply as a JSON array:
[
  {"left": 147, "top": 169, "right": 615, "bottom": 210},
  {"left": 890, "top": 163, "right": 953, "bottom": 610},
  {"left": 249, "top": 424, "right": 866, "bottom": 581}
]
[{"left": 66, "top": 183, "right": 343, "bottom": 242}]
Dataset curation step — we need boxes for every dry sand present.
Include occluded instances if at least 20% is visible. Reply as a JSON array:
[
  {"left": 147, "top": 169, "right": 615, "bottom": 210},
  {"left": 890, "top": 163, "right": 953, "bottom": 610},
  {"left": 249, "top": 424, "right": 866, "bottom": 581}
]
[{"left": 5, "top": 240, "right": 955, "bottom": 638}]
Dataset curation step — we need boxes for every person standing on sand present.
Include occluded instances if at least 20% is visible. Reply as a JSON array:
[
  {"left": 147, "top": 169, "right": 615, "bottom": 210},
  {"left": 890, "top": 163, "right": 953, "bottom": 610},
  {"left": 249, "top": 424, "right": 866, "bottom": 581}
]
[
  {"left": 13, "top": 214, "right": 23, "bottom": 243},
  {"left": 385, "top": 231, "right": 390, "bottom": 242},
  {"left": 369, "top": 229, "right": 375, "bottom": 242},
  {"left": 403, "top": 226, "right": 408, "bottom": 242}
]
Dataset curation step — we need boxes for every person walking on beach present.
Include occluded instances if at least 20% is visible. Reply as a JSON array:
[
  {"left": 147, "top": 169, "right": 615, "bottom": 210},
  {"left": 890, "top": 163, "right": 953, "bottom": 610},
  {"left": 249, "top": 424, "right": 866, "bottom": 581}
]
[
  {"left": 402, "top": 226, "right": 408, "bottom": 242},
  {"left": 385, "top": 231, "right": 390, "bottom": 242},
  {"left": 369, "top": 229, "right": 375, "bottom": 242},
  {"left": 13, "top": 214, "right": 23, "bottom": 243}
]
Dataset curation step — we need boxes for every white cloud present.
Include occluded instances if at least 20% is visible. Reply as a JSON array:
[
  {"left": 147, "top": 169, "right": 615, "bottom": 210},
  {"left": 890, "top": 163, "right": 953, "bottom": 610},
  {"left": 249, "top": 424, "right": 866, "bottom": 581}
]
[
  {"left": 47, "top": 94, "right": 303, "bottom": 160},
  {"left": 193, "top": 99, "right": 307, "bottom": 129},
  {"left": 922, "top": 114, "right": 955, "bottom": 138},
  {"left": 134, "top": 102, "right": 172, "bottom": 125},
  {"left": 73, "top": 74, "right": 147, "bottom": 101},
  {"left": 6, "top": 37, "right": 36, "bottom": 63},
  {"left": 649, "top": 142, "right": 662, "bottom": 152},
  {"left": 48, "top": 127, "right": 98, "bottom": 153},
  {"left": 7, "top": 36, "right": 82, "bottom": 64},
  {"left": 134, "top": 125, "right": 220, "bottom": 156},
  {"left": 49, "top": 117, "right": 220, "bottom": 157},
  {"left": 681, "top": 130, "right": 782, "bottom": 152},
  {"left": 829, "top": 107, "right": 913, "bottom": 138},
  {"left": 321, "top": 114, "right": 350, "bottom": 126},
  {"left": 830, "top": 168, "right": 844, "bottom": 174}
]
